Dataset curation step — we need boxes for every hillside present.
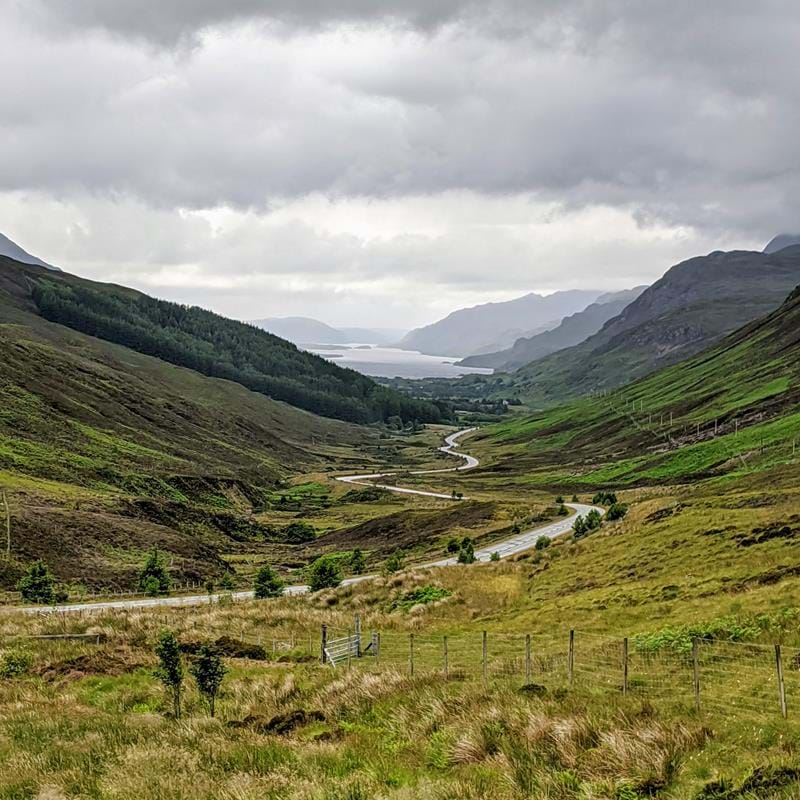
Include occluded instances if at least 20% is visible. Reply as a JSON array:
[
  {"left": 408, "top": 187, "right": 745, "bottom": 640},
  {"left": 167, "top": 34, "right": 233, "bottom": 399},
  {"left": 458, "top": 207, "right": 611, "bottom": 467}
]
[
  {"left": 3, "top": 258, "right": 444, "bottom": 425},
  {"left": 498, "top": 247, "right": 800, "bottom": 406},
  {"left": 0, "top": 231, "right": 59, "bottom": 271},
  {"left": 0, "top": 257, "right": 389, "bottom": 587},
  {"left": 459, "top": 286, "right": 646, "bottom": 370},
  {"left": 398, "top": 289, "right": 602, "bottom": 357}
]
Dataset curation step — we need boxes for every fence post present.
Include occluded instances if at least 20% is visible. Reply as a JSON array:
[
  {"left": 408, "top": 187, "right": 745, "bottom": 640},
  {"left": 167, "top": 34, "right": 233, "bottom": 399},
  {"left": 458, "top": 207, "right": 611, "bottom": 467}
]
[
  {"left": 321, "top": 624, "right": 328, "bottom": 665},
  {"left": 525, "top": 634, "right": 531, "bottom": 683},
  {"left": 622, "top": 637, "right": 629, "bottom": 695},
  {"left": 482, "top": 631, "right": 488, "bottom": 682},
  {"left": 692, "top": 638, "right": 701, "bottom": 712},
  {"left": 409, "top": 633, "right": 415, "bottom": 676},
  {"left": 775, "top": 644, "right": 788, "bottom": 719},
  {"left": 443, "top": 635, "right": 449, "bottom": 679},
  {"left": 355, "top": 614, "right": 362, "bottom": 657},
  {"left": 347, "top": 629, "right": 353, "bottom": 670},
  {"left": 376, "top": 632, "right": 381, "bottom": 665},
  {"left": 568, "top": 630, "right": 575, "bottom": 683}
]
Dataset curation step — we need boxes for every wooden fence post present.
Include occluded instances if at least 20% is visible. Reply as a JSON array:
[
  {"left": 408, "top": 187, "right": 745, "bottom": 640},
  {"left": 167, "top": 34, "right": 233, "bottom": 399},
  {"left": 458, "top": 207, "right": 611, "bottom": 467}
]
[
  {"left": 321, "top": 624, "right": 327, "bottom": 665},
  {"left": 376, "top": 632, "right": 381, "bottom": 665},
  {"left": 776, "top": 644, "right": 788, "bottom": 719},
  {"left": 409, "top": 633, "right": 415, "bottom": 676},
  {"left": 347, "top": 629, "right": 353, "bottom": 670},
  {"left": 443, "top": 635, "right": 449, "bottom": 679},
  {"left": 568, "top": 630, "right": 575, "bottom": 683},
  {"left": 355, "top": 614, "right": 362, "bottom": 657},
  {"left": 622, "top": 637, "right": 629, "bottom": 695},
  {"left": 525, "top": 634, "right": 532, "bottom": 683},
  {"left": 482, "top": 631, "right": 488, "bottom": 682},
  {"left": 692, "top": 638, "right": 701, "bottom": 712}
]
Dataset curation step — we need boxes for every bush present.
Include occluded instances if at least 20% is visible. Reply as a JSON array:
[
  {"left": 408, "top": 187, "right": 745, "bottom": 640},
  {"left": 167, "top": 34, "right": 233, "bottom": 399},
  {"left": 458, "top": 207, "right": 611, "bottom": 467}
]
[
  {"left": 391, "top": 585, "right": 451, "bottom": 612},
  {"left": 586, "top": 509, "right": 603, "bottom": 530},
  {"left": 592, "top": 490, "right": 618, "bottom": 506},
  {"left": 350, "top": 548, "right": 366, "bottom": 575},
  {"left": 555, "top": 495, "right": 564, "bottom": 504},
  {"left": 384, "top": 552, "right": 404, "bottom": 574},
  {"left": 138, "top": 548, "right": 171, "bottom": 596},
  {"left": 534, "top": 536, "right": 551, "bottom": 551},
  {"left": 557, "top": 504, "right": 569, "bottom": 516},
  {"left": 606, "top": 502, "right": 628, "bottom": 521},
  {"left": 573, "top": 515, "right": 587, "bottom": 539},
  {"left": 571, "top": 494, "right": 580, "bottom": 503},
  {"left": 219, "top": 574, "right": 236, "bottom": 591},
  {"left": 253, "top": 564, "right": 284, "bottom": 599},
  {"left": 284, "top": 522, "right": 316, "bottom": 544},
  {"left": 457, "top": 538, "right": 476, "bottom": 564},
  {"left": 17, "top": 560, "right": 56, "bottom": 605},
  {"left": 0, "top": 649, "right": 32, "bottom": 678},
  {"left": 307, "top": 555, "right": 342, "bottom": 591},
  {"left": 446, "top": 538, "right": 460, "bottom": 554},
  {"left": 490, "top": 551, "right": 500, "bottom": 562}
]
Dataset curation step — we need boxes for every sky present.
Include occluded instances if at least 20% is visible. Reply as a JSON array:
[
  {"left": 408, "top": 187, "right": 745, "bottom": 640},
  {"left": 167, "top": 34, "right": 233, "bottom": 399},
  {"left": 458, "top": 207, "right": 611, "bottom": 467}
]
[{"left": 1, "top": 1, "right": 798, "bottom": 329}]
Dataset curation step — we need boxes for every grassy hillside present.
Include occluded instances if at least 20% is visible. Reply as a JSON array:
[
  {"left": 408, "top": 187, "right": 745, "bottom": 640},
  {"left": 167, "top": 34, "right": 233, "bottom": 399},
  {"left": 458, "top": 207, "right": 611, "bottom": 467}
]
[
  {"left": 3, "top": 257, "right": 445, "bottom": 425},
  {"left": 0, "top": 258, "right": 392, "bottom": 588}
]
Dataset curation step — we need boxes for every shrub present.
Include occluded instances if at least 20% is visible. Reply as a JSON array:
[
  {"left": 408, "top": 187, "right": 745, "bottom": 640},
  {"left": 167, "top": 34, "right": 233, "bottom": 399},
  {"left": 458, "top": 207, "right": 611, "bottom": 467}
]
[
  {"left": 17, "top": 560, "right": 56, "bottom": 605},
  {"left": 350, "top": 548, "right": 366, "bottom": 575},
  {"left": 253, "top": 564, "right": 285, "bottom": 599},
  {"left": 154, "top": 631, "right": 184, "bottom": 719},
  {"left": 138, "top": 548, "right": 171, "bottom": 596},
  {"left": 190, "top": 645, "right": 227, "bottom": 717},
  {"left": 284, "top": 522, "right": 316, "bottom": 543},
  {"left": 446, "top": 538, "right": 460, "bottom": 554},
  {"left": 534, "top": 536, "right": 551, "bottom": 551},
  {"left": 573, "top": 515, "right": 587, "bottom": 538},
  {"left": 307, "top": 555, "right": 342, "bottom": 591},
  {"left": 557, "top": 504, "right": 569, "bottom": 516},
  {"left": 592, "top": 490, "right": 618, "bottom": 505},
  {"left": 606, "top": 502, "right": 628, "bottom": 521},
  {"left": 571, "top": 494, "right": 580, "bottom": 503},
  {"left": 555, "top": 495, "right": 564, "bottom": 504},
  {"left": 490, "top": 551, "right": 500, "bottom": 562},
  {"left": 586, "top": 509, "right": 603, "bottom": 530},
  {"left": 219, "top": 573, "right": 236, "bottom": 591},
  {"left": 391, "top": 585, "right": 451, "bottom": 612},
  {"left": 457, "top": 538, "right": 476, "bottom": 564},
  {"left": 384, "top": 552, "right": 404, "bottom": 574},
  {"left": 0, "top": 649, "right": 32, "bottom": 678}
]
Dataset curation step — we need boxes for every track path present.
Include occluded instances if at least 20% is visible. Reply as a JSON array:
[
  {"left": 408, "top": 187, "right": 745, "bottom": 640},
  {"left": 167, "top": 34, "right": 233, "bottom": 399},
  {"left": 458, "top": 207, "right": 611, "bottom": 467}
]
[{"left": 16, "top": 428, "right": 600, "bottom": 614}]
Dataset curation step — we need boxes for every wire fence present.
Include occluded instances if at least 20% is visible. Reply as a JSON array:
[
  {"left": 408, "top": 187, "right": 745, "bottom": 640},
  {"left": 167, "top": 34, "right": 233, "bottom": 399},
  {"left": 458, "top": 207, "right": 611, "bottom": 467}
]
[{"left": 318, "top": 624, "right": 795, "bottom": 723}]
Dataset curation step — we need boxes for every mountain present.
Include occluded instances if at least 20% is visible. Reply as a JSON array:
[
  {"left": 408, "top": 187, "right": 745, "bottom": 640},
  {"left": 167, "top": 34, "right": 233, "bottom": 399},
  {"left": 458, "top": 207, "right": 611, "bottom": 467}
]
[
  {"left": 764, "top": 233, "right": 800, "bottom": 254},
  {"left": 398, "top": 290, "right": 604, "bottom": 357},
  {"left": 10, "top": 260, "right": 444, "bottom": 425},
  {"left": 494, "top": 246, "right": 800, "bottom": 406},
  {"left": 252, "top": 316, "right": 406, "bottom": 346},
  {"left": 459, "top": 287, "right": 647, "bottom": 370},
  {"left": 0, "top": 231, "right": 59, "bottom": 271},
  {"left": 0, "top": 254, "right": 380, "bottom": 588}
]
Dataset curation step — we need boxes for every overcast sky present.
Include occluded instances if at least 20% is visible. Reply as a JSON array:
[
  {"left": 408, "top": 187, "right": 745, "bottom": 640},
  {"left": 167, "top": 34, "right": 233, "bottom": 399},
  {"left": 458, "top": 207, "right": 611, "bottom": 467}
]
[{"left": 1, "top": 1, "right": 798, "bottom": 328}]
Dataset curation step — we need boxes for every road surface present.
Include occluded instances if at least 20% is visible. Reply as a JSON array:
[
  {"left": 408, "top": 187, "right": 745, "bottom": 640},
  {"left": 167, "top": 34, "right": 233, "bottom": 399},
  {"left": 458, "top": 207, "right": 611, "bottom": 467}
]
[{"left": 15, "top": 428, "right": 600, "bottom": 614}]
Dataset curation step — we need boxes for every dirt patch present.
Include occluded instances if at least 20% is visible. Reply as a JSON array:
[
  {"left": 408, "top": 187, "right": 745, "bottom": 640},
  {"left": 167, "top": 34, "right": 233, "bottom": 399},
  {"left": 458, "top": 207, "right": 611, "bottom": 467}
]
[
  {"left": 734, "top": 517, "right": 800, "bottom": 547},
  {"left": 644, "top": 504, "right": 683, "bottom": 524},
  {"left": 696, "top": 766, "right": 800, "bottom": 799},
  {"left": 228, "top": 708, "right": 325, "bottom": 735},
  {"left": 180, "top": 636, "right": 267, "bottom": 660},
  {"left": 35, "top": 648, "right": 147, "bottom": 682}
]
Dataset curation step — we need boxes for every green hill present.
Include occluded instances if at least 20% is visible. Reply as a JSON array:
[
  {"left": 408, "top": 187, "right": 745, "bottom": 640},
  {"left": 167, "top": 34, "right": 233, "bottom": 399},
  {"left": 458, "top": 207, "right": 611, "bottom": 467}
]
[
  {"left": 4, "top": 257, "right": 445, "bottom": 425},
  {"left": 0, "top": 257, "right": 384, "bottom": 588}
]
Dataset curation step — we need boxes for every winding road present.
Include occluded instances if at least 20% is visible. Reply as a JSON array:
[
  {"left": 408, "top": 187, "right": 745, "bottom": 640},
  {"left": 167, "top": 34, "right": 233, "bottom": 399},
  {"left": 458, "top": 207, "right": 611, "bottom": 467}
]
[{"left": 16, "top": 428, "right": 600, "bottom": 614}]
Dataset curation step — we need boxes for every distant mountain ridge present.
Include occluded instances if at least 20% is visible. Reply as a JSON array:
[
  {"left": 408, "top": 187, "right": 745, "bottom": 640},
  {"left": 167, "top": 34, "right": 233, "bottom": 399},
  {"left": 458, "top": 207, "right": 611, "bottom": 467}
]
[
  {"left": 0, "top": 232, "right": 60, "bottom": 271},
  {"left": 764, "top": 233, "right": 800, "bottom": 254},
  {"left": 459, "top": 286, "right": 647, "bottom": 370},
  {"left": 398, "top": 290, "right": 604, "bottom": 357},
  {"left": 251, "top": 316, "right": 405, "bottom": 346},
  {"left": 504, "top": 246, "right": 800, "bottom": 405}
]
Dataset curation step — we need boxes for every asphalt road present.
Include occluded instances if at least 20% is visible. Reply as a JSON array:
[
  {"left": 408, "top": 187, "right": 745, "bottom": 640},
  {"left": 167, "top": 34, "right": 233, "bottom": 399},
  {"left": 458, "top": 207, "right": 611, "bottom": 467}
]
[{"left": 16, "top": 428, "right": 600, "bottom": 614}]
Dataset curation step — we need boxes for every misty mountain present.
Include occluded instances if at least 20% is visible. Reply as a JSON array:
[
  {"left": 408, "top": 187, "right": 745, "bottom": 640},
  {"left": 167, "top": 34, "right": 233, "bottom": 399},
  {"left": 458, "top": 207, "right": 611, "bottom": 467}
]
[
  {"left": 764, "top": 233, "right": 800, "bottom": 254},
  {"left": 252, "top": 316, "right": 406, "bottom": 345},
  {"left": 505, "top": 246, "right": 800, "bottom": 405},
  {"left": 458, "top": 286, "right": 647, "bottom": 370},
  {"left": 398, "top": 290, "right": 604, "bottom": 357},
  {"left": 0, "top": 232, "right": 60, "bottom": 271}
]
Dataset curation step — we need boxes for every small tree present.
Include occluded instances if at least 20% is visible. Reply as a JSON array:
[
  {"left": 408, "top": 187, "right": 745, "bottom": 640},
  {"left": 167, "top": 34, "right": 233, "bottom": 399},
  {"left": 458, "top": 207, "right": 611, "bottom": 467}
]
[
  {"left": 571, "top": 494, "right": 580, "bottom": 503},
  {"left": 384, "top": 552, "right": 404, "bottom": 574},
  {"left": 573, "top": 515, "right": 588, "bottom": 539},
  {"left": 457, "top": 538, "right": 476, "bottom": 564},
  {"left": 586, "top": 509, "right": 603, "bottom": 530},
  {"left": 219, "top": 573, "right": 236, "bottom": 591},
  {"left": 138, "top": 547, "right": 171, "bottom": 596},
  {"left": 350, "top": 549, "right": 366, "bottom": 575},
  {"left": 253, "top": 564, "right": 285, "bottom": 599},
  {"left": 490, "top": 551, "right": 500, "bottom": 562},
  {"left": 555, "top": 495, "right": 564, "bottom": 504},
  {"left": 307, "top": 555, "right": 342, "bottom": 591},
  {"left": 284, "top": 522, "right": 316, "bottom": 544},
  {"left": 534, "top": 536, "right": 551, "bottom": 551},
  {"left": 446, "top": 538, "right": 460, "bottom": 554},
  {"left": 17, "top": 560, "right": 55, "bottom": 605},
  {"left": 606, "top": 502, "right": 628, "bottom": 521},
  {"left": 191, "top": 645, "right": 227, "bottom": 717},
  {"left": 557, "top": 504, "right": 569, "bottom": 516},
  {"left": 154, "top": 631, "right": 184, "bottom": 719}
]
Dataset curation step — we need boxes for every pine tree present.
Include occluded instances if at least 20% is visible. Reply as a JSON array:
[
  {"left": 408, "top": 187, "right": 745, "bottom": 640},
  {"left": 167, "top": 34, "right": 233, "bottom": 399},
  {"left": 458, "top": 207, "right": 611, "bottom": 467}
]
[
  {"left": 138, "top": 548, "right": 171, "bottom": 596},
  {"left": 253, "top": 564, "right": 284, "bottom": 599},
  {"left": 154, "top": 631, "right": 184, "bottom": 719},
  {"left": 350, "top": 548, "right": 366, "bottom": 575},
  {"left": 17, "top": 560, "right": 55, "bottom": 605},
  {"left": 307, "top": 556, "right": 342, "bottom": 591},
  {"left": 190, "top": 645, "right": 227, "bottom": 717}
]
